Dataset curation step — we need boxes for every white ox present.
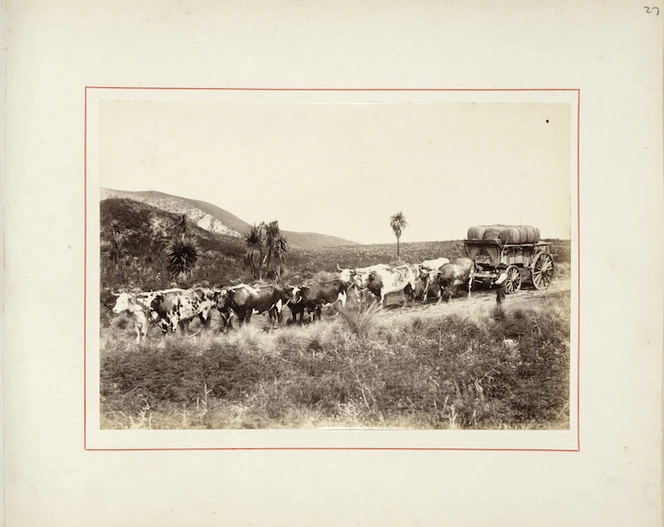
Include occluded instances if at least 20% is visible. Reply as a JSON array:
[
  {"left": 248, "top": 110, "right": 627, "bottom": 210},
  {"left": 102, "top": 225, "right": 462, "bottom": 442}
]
[
  {"left": 366, "top": 264, "right": 420, "bottom": 307},
  {"left": 420, "top": 257, "right": 450, "bottom": 271},
  {"left": 111, "top": 288, "right": 185, "bottom": 344}
]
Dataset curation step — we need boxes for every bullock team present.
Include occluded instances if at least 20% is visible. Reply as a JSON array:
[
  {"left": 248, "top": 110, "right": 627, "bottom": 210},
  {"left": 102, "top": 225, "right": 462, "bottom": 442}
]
[{"left": 110, "top": 257, "right": 475, "bottom": 344}]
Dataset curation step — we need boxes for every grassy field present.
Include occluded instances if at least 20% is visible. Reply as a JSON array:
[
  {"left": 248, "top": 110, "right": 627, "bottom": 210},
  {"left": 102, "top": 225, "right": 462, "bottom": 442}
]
[{"left": 101, "top": 288, "right": 570, "bottom": 430}]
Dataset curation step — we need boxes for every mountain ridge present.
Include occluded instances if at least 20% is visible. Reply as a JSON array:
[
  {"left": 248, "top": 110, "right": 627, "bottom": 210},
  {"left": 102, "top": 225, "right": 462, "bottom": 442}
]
[{"left": 101, "top": 188, "right": 359, "bottom": 249}]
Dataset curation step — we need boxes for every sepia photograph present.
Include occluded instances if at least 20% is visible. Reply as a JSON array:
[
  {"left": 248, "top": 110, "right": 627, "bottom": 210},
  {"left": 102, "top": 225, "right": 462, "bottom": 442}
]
[{"left": 94, "top": 93, "right": 575, "bottom": 433}]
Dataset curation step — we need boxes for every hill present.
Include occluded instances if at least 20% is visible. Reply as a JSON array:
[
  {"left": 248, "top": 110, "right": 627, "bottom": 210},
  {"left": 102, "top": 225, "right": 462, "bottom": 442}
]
[
  {"left": 101, "top": 188, "right": 246, "bottom": 238},
  {"left": 101, "top": 188, "right": 359, "bottom": 249},
  {"left": 100, "top": 198, "right": 248, "bottom": 293}
]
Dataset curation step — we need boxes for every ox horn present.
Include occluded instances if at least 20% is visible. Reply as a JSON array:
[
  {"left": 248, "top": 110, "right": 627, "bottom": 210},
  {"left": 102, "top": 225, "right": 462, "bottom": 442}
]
[
  {"left": 111, "top": 288, "right": 121, "bottom": 296},
  {"left": 337, "top": 263, "right": 343, "bottom": 271}
]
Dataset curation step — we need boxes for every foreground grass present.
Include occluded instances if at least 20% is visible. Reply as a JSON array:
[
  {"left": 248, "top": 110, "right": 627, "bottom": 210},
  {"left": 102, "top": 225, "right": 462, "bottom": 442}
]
[{"left": 100, "top": 290, "right": 570, "bottom": 430}]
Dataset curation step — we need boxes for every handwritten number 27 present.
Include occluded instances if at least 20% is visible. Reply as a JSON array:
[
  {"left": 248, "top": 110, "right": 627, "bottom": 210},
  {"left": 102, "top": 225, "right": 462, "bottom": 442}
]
[{"left": 644, "top": 6, "right": 660, "bottom": 14}]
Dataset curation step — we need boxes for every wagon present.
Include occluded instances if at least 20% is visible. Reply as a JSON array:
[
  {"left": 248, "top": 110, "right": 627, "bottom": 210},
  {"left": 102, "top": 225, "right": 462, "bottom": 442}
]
[{"left": 464, "top": 224, "right": 554, "bottom": 294}]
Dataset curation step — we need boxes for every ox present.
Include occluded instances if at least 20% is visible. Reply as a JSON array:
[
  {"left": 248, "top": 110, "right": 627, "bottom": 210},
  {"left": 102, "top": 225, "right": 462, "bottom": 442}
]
[
  {"left": 420, "top": 257, "right": 450, "bottom": 271},
  {"left": 149, "top": 287, "right": 218, "bottom": 334},
  {"left": 336, "top": 263, "right": 390, "bottom": 304},
  {"left": 111, "top": 288, "right": 184, "bottom": 344},
  {"left": 366, "top": 264, "right": 419, "bottom": 308},
  {"left": 216, "top": 284, "right": 287, "bottom": 328},
  {"left": 426, "top": 257, "right": 475, "bottom": 302},
  {"left": 213, "top": 286, "right": 237, "bottom": 332},
  {"left": 289, "top": 279, "right": 348, "bottom": 322},
  {"left": 282, "top": 285, "right": 306, "bottom": 324},
  {"left": 411, "top": 272, "right": 441, "bottom": 303},
  {"left": 418, "top": 257, "right": 450, "bottom": 303}
]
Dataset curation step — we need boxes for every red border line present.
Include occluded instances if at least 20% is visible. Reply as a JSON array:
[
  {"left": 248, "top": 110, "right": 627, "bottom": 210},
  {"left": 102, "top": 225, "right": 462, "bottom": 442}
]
[
  {"left": 85, "top": 86, "right": 579, "bottom": 92},
  {"left": 86, "top": 85, "right": 579, "bottom": 92},
  {"left": 85, "top": 447, "right": 580, "bottom": 452},
  {"left": 85, "top": 87, "right": 581, "bottom": 452},
  {"left": 576, "top": 89, "right": 581, "bottom": 452},
  {"left": 84, "top": 86, "right": 88, "bottom": 450}
]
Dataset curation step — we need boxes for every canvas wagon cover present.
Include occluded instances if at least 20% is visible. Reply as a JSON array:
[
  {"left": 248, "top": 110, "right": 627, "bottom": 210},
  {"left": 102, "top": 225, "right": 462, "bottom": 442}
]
[{"left": 467, "top": 224, "right": 541, "bottom": 244}]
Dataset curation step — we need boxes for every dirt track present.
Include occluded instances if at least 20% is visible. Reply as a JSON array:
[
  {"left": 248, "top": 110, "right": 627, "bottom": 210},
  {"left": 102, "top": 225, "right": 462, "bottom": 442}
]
[{"left": 376, "top": 276, "right": 572, "bottom": 322}]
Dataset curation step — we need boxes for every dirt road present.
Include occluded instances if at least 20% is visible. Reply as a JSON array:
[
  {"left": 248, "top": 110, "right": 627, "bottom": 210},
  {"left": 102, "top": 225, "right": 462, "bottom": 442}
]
[{"left": 376, "top": 276, "right": 572, "bottom": 323}]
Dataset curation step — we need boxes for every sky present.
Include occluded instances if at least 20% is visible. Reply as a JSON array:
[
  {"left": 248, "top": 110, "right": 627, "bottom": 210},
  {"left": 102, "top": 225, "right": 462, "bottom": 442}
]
[{"left": 100, "top": 100, "right": 572, "bottom": 244}]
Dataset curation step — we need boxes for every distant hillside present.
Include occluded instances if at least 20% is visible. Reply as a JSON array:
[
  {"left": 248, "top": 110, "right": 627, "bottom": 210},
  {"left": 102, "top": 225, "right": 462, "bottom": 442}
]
[
  {"left": 279, "top": 230, "right": 360, "bottom": 250},
  {"left": 101, "top": 188, "right": 244, "bottom": 238},
  {"left": 186, "top": 197, "right": 252, "bottom": 235},
  {"left": 101, "top": 188, "right": 358, "bottom": 249}
]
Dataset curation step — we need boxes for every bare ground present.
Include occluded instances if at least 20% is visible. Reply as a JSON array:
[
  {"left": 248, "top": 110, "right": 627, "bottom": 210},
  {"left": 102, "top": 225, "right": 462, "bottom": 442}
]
[{"left": 379, "top": 277, "right": 572, "bottom": 322}]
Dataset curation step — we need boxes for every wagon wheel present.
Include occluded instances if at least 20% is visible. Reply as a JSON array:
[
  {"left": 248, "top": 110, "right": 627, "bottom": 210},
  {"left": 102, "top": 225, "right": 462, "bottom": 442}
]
[
  {"left": 531, "top": 252, "right": 554, "bottom": 290},
  {"left": 504, "top": 265, "right": 522, "bottom": 294}
]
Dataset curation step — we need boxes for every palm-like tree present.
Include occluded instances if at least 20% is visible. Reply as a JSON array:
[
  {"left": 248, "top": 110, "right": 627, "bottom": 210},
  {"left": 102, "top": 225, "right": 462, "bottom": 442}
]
[
  {"left": 174, "top": 214, "right": 190, "bottom": 238},
  {"left": 166, "top": 238, "right": 199, "bottom": 281},
  {"left": 109, "top": 219, "right": 126, "bottom": 263},
  {"left": 244, "top": 220, "right": 289, "bottom": 279},
  {"left": 263, "top": 221, "right": 287, "bottom": 277},
  {"left": 390, "top": 211, "right": 408, "bottom": 259},
  {"left": 166, "top": 214, "right": 199, "bottom": 281},
  {"left": 244, "top": 223, "right": 265, "bottom": 279},
  {"left": 269, "top": 231, "right": 289, "bottom": 280},
  {"left": 262, "top": 221, "right": 279, "bottom": 273}
]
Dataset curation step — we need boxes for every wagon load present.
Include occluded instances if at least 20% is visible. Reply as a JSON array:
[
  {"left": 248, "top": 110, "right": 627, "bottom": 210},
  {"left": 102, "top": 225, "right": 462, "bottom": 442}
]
[
  {"left": 464, "top": 224, "right": 553, "bottom": 294},
  {"left": 466, "top": 225, "right": 540, "bottom": 245}
]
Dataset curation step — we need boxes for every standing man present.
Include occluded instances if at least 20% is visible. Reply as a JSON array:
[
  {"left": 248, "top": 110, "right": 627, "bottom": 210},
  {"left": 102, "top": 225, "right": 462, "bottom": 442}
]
[{"left": 495, "top": 271, "right": 508, "bottom": 304}]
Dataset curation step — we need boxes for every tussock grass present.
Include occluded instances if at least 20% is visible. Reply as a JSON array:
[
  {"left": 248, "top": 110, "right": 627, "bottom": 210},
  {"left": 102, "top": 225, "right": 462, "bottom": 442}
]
[{"left": 337, "top": 303, "right": 382, "bottom": 340}]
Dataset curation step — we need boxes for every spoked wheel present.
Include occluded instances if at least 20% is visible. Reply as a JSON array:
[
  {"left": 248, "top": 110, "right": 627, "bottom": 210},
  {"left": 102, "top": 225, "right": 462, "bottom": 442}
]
[
  {"left": 531, "top": 252, "right": 554, "bottom": 290},
  {"left": 504, "top": 265, "right": 522, "bottom": 294}
]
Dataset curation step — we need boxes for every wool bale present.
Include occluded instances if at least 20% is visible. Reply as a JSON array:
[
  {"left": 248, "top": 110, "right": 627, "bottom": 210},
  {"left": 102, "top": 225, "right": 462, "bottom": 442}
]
[
  {"left": 483, "top": 226, "right": 503, "bottom": 241},
  {"left": 467, "top": 226, "right": 486, "bottom": 240},
  {"left": 498, "top": 226, "right": 520, "bottom": 244},
  {"left": 468, "top": 224, "right": 541, "bottom": 244},
  {"left": 525, "top": 226, "right": 541, "bottom": 243}
]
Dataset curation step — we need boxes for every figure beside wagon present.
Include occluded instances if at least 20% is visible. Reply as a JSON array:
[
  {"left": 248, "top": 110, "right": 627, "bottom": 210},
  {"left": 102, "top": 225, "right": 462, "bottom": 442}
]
[{"left": 109, "top": 224, "right": 554, "bottom": 344}]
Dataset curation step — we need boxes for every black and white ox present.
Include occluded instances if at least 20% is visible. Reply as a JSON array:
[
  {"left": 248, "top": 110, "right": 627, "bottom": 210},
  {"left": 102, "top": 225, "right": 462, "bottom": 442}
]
[
  {"left": 149, "top": 287, "right": 218, "bottom": 334},
  {"left": 215, "top": 284, "right": 289, "bottom": 328},
  {"left": 336, "top": 263, "right": 390, "bottom": 305},
  {"left": 111, "top": 288, "right": 184, "bottom": 344},
  {"left": 288, "top": 279, "right": 348, "bottom": 322},
  {"left": 418, "top": 257, "right": 450, "bottom": 302},
  {"left": 425, "top": 257, "right": 475, "bottom": 302}
]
